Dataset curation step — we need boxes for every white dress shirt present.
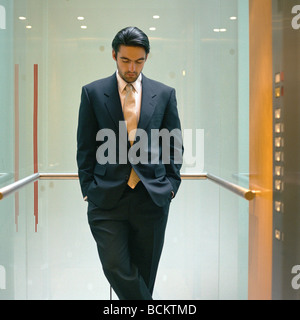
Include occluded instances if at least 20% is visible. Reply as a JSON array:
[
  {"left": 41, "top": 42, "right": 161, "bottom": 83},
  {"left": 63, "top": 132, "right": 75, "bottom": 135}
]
[{"left": 116, "top": 71, "right": 142, "bottom": 121}]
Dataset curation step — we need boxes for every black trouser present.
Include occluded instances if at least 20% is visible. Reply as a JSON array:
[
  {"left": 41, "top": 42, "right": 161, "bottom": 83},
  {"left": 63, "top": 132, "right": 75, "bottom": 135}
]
[{"left": 87, "top": 182, "right": 170, "bottom": 300}]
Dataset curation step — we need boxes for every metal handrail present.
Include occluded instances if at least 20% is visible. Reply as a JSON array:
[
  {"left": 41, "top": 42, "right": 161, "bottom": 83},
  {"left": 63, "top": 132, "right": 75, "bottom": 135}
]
[
  {"left": 0, "top": 173, "right": 40, "bottom": 200},
  {"left": 0, "top": 172, "right": 256, "bottom": 201},
  {"left": 39, "top": 173, "right": 79, "bottom": 180},
  {"left": 206, "top": 173, "right": 256, "bottom": 201}
]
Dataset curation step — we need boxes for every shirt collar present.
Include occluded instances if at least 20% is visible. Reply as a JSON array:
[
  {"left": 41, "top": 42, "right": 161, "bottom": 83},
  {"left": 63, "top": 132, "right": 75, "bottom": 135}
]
[{"left": 116, "top": 70, "right": 142, "bottom": 93}]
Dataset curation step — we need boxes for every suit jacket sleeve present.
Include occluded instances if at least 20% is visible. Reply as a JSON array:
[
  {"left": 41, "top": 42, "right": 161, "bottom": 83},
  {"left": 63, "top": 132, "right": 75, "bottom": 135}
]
[
  {"left": 76, "top": 86, "right": 98, "bottom": 198},
  {"left": 162, "top": 88, "right": 183, "bottom": 197}
]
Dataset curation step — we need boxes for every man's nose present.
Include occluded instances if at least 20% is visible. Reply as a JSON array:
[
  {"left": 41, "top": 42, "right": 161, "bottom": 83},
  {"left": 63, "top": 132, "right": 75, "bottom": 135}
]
[{"left": 129, "top": 62, "right": 136, "bottom": 72}]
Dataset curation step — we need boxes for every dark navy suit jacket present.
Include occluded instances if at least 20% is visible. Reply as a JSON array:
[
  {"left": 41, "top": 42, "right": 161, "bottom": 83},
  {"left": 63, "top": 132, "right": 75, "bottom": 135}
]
[{"left": 77, "top": 73, "right": 183, "bottom": 210}]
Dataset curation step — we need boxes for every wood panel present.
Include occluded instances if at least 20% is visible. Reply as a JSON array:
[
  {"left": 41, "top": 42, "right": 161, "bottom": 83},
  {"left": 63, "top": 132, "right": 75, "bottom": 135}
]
[{"left": 249, "top": 0, "right": 273, "bottom": 300}]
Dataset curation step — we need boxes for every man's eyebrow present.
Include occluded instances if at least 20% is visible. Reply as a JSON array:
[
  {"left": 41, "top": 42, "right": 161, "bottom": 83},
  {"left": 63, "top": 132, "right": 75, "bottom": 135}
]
[{"left": 120, "top": 56, "right": 145, "bottom": 61}]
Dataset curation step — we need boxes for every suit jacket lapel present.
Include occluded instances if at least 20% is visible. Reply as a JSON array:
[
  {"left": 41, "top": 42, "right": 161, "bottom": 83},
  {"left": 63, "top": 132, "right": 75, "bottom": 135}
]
[
  {"left": 138, "top": 75, "right": 157, "bottom": 131},
  {"left": 103, "top": 73, "right": 125, "bottom": 129}
]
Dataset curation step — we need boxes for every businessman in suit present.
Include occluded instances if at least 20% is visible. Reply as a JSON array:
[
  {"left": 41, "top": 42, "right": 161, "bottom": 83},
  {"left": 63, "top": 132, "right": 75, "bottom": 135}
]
[{"left": 77, "top": 27, "right": 183, "bottom": 300}]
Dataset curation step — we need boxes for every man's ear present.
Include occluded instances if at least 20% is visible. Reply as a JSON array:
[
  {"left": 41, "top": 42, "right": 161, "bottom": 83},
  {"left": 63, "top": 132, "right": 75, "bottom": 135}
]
[{"left": 112, "top": 50, "right": 117, "bottom": 61}]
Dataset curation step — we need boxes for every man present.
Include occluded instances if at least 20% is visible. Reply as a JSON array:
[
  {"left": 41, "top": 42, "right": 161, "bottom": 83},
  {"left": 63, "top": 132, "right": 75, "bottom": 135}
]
[{"left": 77, "top": 27, "right": 183, "bottom": 300}]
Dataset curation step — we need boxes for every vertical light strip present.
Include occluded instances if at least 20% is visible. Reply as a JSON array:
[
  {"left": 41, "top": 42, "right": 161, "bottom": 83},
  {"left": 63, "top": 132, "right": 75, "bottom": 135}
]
[
  {"left": 33, "top": 64, "right": 39, "bottom": 232},
  {"left": 14, "top": 64, "right": 20, "bottom": 232}
]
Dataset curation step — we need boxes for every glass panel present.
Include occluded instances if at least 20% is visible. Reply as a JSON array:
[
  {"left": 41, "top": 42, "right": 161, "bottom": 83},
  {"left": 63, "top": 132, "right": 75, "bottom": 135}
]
[
  {"left": 0, "top": 0, "right": 249, "bottom": 299},
  {"left": 0, "top": 0, "right": 19, "bottom": 300},
  {"left": 25, "top": 180, "right": 110, "bottom": 299}
]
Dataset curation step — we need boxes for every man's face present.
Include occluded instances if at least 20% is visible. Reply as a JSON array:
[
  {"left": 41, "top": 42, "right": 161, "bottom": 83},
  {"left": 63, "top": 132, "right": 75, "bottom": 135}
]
[{"left": 113, "top": 45, "right": 148, "bottom": 83}]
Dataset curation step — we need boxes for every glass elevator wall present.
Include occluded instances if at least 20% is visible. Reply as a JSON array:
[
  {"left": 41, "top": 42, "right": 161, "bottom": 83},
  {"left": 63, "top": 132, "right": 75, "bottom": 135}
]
[{"left": 0, "top": 0, "right": 249, "bottom": 300}]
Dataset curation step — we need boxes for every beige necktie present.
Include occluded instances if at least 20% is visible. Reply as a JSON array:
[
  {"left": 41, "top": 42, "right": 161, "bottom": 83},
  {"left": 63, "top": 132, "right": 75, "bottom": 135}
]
[{"left": 123, "top": 84, "right": 140, "bottom": 188}]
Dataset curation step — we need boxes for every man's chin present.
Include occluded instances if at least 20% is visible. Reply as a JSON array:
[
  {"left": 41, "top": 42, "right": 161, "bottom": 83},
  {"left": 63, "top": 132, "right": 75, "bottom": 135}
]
[{"left": 126, "top": 77, "right": 138, "bottom": 83}]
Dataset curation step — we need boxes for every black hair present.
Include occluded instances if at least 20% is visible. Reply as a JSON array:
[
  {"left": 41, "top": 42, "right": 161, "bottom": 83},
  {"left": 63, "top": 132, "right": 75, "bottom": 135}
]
[{"left": 112, "top": 27, "right": 150, "bottom": 55}]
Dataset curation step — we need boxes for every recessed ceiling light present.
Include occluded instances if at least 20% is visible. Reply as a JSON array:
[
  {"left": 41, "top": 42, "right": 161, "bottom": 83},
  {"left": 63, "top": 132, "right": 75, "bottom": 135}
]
[
  {"left": 81, "top": 25, "right": 87, "bottom": 29},
  {"left": 153, "top": 15, "right": 160, "bottom": 19},
  {"left": 149, "top": 27, "right": 156, "bottom": 31},
  {"left": 230, "top": 16, "right": 237, "bottom": 20},
  {"left": 214, "top": 28, "right": 227, "bottom": 32},
  {"left": 26, "top": 25, "right": 32, "bottom": 29},
  {"left": 77, "top": 16, "right": 85, "bottom": 21},
  {"left": 19, "top": 16, "right": 27, "bottom": 20}
]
